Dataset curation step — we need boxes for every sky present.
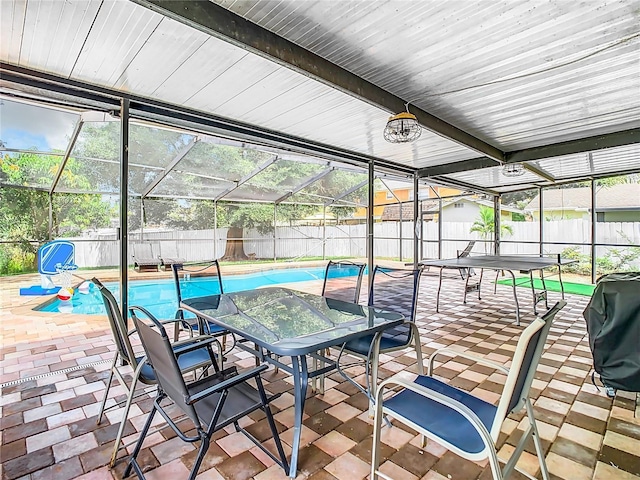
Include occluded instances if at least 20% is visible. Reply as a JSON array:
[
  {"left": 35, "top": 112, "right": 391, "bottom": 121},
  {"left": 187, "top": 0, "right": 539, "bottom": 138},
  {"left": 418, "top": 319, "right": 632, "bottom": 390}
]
[{"left": 0, "top": 99, "right": 79, "bottom": 151}]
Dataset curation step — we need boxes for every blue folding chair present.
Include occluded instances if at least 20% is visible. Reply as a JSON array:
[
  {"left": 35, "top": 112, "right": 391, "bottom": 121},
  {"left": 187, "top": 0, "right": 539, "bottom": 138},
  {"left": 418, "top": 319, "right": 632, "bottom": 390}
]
[
  {"left": 172, "top": 261, "right": 234, "bottom": 350},
  {"left": 371, "top": 301, "right": 566, "bottom": 480},
  {"left": 93, "top": 278, "right": 221, "bottom": 468},
  {"left": 322, "top": 260, "right": 366, "bottom": 303},
  {"left": 337, "top": 265, "right": 425, "bottom": 403}
]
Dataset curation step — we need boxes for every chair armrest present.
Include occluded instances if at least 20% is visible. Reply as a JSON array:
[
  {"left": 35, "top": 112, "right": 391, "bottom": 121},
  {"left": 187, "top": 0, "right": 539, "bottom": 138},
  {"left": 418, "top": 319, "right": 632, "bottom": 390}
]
[
  {"left": 428, "top": 348, "right": 509, "bottom": 376},
  {"left": 187, "top": 364, "right": 269, "bottom": 404},
  {"left": 376, "top": 375, "right": 496, "bottom": 448}
]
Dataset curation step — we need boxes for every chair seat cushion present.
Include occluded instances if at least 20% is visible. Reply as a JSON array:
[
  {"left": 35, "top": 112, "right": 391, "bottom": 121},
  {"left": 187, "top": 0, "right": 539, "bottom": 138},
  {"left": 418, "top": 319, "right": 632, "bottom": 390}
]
[
  {"left": 384, "top": 375, "right": 497, "bottom": 455},
  {"left": 344, "top": 324, "right": 410, "bottom": 355}
]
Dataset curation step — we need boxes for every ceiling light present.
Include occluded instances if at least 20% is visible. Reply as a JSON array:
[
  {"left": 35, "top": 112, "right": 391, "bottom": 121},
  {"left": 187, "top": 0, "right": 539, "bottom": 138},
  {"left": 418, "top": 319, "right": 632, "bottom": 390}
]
[
  {"left": 383, "top": 104, "right": 422, "bottom": 143},
  {"left": 502, "top": 163, "right": 525, "bottom": 177}
]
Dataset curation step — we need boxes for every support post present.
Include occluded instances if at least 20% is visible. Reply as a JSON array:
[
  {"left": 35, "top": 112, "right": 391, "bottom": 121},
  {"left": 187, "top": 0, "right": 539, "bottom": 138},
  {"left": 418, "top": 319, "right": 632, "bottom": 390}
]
[
  {"left": 413, "top": 174, "right": 419, "bottom": 267},
  {"left": 48, "top": 193, "right": 53, "bottom": 241},
  {"left": 494, "top": 195, "right": 501, "bottom": 255},
  {"left": 119, "top": 98, "right": 130, "bottom": 324},
  {"left": 214, "top": 201, "right": 218, "bottom": 259},
  {"left": 591, "top": 178, "right": 597, "bottom": 284},
  {"left": 322, "top": 205, "right": 327, "bottom": 260},
  {"left": 140, "top": 200, "right": 144, "bottom": 241},
  {"left": 438, "top": 197, "right": 443, "bottom": 259},
  {"left": 368, "top": 161, "right": 374, "bottom": 285},
  {"left": 539, "top": 187, "right": 544, "bottom": 256},
  {"left": 273, "top": 204, "right": 277, "bottom": 262}
]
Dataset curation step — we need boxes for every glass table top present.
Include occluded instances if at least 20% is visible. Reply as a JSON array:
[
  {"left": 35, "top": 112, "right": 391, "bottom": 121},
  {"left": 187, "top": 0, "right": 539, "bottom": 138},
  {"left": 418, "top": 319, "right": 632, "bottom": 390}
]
[{"left": 180, "top": 287, "right": 404, "bottom": 356}]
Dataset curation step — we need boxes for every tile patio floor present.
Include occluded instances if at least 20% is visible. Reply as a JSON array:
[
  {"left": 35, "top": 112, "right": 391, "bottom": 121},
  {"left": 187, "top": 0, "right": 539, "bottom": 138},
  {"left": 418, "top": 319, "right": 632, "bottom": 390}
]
[{"left": 1, "top": 267, "right": 638, "bottom": 480}]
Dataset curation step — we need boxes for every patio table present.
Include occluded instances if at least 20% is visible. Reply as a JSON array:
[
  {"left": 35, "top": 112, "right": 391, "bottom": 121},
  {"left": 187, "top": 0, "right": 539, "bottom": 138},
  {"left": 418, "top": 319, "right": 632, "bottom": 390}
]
[{"left": 180, "top": 286, "right": 404, "bottom": 478}]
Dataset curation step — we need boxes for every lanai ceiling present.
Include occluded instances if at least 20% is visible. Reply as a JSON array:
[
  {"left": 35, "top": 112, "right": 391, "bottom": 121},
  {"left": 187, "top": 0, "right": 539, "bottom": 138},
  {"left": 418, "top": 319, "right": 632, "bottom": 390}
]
[{"left": 1, "top": 0, "right": 640, "bottom": 195}]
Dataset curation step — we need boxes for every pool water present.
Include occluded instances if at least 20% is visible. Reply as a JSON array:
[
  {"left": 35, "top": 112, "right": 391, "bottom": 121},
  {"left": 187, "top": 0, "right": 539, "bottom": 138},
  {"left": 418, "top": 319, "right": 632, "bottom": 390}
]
[{"left": 36, "top": 266, "right": 351, "bottom": 318}]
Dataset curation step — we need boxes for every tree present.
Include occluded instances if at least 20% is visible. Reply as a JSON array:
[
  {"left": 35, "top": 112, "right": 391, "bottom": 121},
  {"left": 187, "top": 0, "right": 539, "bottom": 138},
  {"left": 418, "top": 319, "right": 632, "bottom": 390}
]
[
  {"left": 0, "top": 151, "right": 112, "bottom": 270},
  {"left": 469, "top": 206, "right": 513, "bottom": 252}
]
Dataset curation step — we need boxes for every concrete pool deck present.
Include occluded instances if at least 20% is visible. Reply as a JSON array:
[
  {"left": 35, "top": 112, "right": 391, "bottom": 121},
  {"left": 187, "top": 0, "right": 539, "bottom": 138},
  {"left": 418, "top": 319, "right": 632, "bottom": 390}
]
[{"left": 1, "top": 263, "right": 639, "bottom": 480}]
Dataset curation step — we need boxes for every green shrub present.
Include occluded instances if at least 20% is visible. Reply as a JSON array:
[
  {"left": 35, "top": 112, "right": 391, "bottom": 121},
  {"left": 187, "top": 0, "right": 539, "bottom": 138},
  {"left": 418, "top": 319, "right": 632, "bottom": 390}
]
[{"left": 0, "top": 245, "right": 36, "bottom": 275}]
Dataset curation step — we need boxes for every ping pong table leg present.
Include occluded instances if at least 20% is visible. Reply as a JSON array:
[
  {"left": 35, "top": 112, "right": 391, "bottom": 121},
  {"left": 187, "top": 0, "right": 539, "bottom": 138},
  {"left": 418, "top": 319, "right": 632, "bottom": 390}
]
[
  {"left": 529, "top": 271, "right": 539, "bottom": 315},
  {"left": 463, "top": 269, "right": 470, "bottom": 303},
  {"left": 477, "top": 269, "right": 483, "bottom": 300},
  {"left": 505, "top": 270, "right": 521, "bottom": 326},
  {"left": 539, "top": 269, "right": 549, "bottom": 309},
  {"left": 289, "top": 355, "right": 309, "bottom": 478},
  {"left": 558, "top": 265, "right": 566, "bottom": 299},
  {"left": 436, "top": 267, "right": 443, "bottom": 312}
]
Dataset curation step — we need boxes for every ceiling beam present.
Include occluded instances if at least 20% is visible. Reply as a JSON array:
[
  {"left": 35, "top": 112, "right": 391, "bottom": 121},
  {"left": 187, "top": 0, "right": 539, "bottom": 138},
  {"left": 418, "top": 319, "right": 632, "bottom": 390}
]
[
  {"left": 417, "top": 157, "right": 498, "bottom": 178},
  {"left": 418, "top": 128, "right": 640, "bottom": 179},
  {"left": 506, "top": 128, "right": 640, "bottom": 163},
  {"left": 130, "top": 0, "right": 505, "bottom": 162},
  {"left": 523, "top": 163, "right": 555, "bottom": 182}
]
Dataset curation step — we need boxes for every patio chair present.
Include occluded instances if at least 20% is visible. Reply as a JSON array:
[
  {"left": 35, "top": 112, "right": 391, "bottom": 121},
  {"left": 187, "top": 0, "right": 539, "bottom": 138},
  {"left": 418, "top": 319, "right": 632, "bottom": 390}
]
[
  {"left": 321, "top": 260, "right": 366, "bottom": 303},
  {"left": 371, "top": 300, "right": 567, "bottom": 480},
  {"left": 313, "top": 260, "right": 367, "bottom": 392},
  {"left": 336, "top": 265, "right": 425, "bottom": 403},
  {"left": 131, "top": 242, "right": 161, "bottom": 272},
  {"left": 172, "top": 261, "right": 234, "bottom": 351},
  {"left": 457, "top": 240, "right": 476, "bottom": 279},
  {"left": 125, "top": 307, "right": 289, "bottom": 480},
  {"left": 92, "top": 278, "right": 221, "bottom": 468},
  {"left": 159, "top": 240, "right": 186, "bottom": 271}
]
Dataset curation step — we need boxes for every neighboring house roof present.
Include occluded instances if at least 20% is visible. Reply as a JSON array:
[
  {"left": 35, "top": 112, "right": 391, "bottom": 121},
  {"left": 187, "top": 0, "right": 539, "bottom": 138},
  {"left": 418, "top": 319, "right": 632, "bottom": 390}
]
[
  {"left": 382, "top": 203, "right": 415, "bottom": 221},
  {"left": 383, "top": 197, "right": 524, "bottom": 221},
  {"left": 421, "top": 198, "right": 522, "bottom": 214},
  {"left": 525, "top": 184, "right": 640, "bottom": 210}
]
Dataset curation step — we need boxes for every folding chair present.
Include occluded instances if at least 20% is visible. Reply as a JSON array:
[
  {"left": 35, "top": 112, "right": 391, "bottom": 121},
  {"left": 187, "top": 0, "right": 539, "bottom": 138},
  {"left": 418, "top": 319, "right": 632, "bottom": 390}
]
[
  {"left": 126, "top": 307, "right": 289, "bottom": 480},
  {"left": 457, "top": 240, "right": 476, "bottom": 279},
  {"left": 172, "top": 260, "right": 234, "bottom": 350},
  {"left": 337, "top": 265, "right": 425, "bottom": 403},
  {"left": 313, "top": 260, "right": 366, "bottom": 393},
  {"left": 322, "top": 260, "right": 366, "bottom": 303},
  {"left": 93, "top": 278, "right": 221, "bottom": 468},
  {"left": 371, "top": 301, "right": 567, "bottom": 480}
]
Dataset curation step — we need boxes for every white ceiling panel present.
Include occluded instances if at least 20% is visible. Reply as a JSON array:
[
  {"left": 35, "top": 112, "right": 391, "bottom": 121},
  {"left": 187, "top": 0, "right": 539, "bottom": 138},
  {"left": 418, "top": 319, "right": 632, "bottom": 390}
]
[
  {"left": 224, "top": 0, "right": 640, "bottom": 151},
  {"left": 443, "top": 166, "right": 544, "bottom": 190},
  {"left": 71, "top": 1, "right": 161, "bottom": 86},
  {"left": 111, "top": 19, "right": 209, "bottom": 94},
  {"left": 152, "top": 37, "right": 249, "bottom": 105},
  {"left": 185, "top": 53, "right": 281, "bottom": 113},
  {"left": 0, "top": 0, "right": 27, "bottom": 64}
]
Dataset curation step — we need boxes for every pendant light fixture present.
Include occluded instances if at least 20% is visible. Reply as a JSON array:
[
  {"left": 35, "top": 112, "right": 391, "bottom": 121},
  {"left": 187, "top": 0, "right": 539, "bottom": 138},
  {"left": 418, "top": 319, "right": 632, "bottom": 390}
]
[{"left": 383, "top": 103, "right": 422, "bottom": 143}]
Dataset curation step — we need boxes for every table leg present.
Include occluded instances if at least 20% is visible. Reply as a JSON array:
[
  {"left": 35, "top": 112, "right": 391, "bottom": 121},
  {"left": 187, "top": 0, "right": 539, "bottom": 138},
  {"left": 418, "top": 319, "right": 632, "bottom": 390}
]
[
  {"left": 289, "top": 355, "right": 309, "bottom": 478},
  {"left": 558, "top": 265, "right": 566, "bottom": 299},
  {"left": 540, "top": 269, "right": 549, "bottom": 309},
  {"left": 529, "top": 271, "right": 538, "bottom": 315},
  {"left": 506, "top": 270, "right": 521, "bottom": 326}
]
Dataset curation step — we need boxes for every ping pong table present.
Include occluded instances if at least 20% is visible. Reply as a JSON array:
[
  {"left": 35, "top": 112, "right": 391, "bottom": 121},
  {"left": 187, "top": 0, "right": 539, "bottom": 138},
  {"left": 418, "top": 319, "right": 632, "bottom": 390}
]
[{"left": 419, "top": 254, "right": 576, "bottom": 325}]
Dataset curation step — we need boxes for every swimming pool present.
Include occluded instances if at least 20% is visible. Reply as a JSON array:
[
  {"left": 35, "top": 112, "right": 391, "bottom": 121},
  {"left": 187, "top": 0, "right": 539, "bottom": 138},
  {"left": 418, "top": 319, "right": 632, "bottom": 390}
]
[{"left": 36, "top": 266, "right": 349, "bottom": 318}]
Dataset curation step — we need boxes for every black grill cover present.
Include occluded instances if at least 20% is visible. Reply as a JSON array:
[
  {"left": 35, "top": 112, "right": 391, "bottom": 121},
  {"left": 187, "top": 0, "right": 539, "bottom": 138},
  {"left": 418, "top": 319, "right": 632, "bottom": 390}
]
[{"left": 583, "top": 272, "right": 640, "bottom": 392}]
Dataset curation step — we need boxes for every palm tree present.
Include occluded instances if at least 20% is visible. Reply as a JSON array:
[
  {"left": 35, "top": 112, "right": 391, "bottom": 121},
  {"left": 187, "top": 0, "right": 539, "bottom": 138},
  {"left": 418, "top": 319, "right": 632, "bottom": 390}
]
[{"left": 470, "top": 206, "right": 513, "bottom": 252}]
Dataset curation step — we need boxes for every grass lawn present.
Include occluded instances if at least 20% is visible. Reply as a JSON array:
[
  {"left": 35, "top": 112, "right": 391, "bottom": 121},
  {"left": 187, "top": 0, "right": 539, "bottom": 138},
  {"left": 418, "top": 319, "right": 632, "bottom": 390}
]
[{"left": 495, "top": 277, "right": 595, "bottom": 296}]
